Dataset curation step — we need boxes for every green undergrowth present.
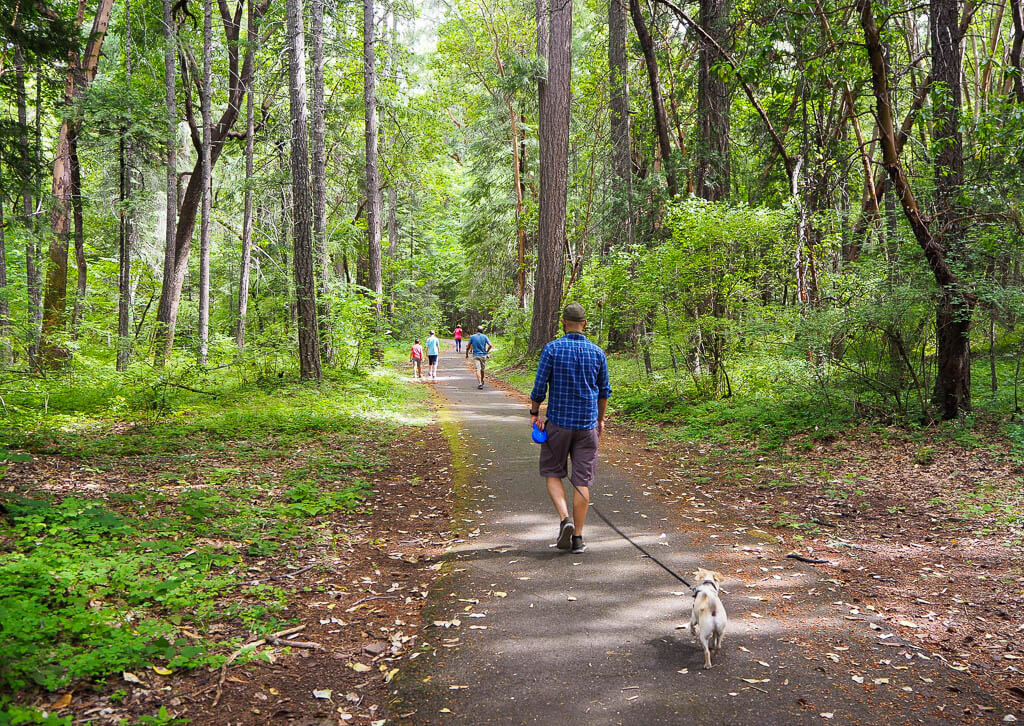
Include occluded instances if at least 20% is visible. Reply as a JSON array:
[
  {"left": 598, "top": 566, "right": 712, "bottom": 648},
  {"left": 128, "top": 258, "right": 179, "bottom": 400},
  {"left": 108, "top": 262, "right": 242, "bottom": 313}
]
[{"left": 0, "top": 361, "right": 429, "bottom": 716}]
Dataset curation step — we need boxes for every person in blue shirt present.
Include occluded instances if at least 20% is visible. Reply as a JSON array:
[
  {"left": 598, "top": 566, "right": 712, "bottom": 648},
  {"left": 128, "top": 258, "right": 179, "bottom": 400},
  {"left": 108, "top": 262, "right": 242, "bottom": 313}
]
[
  {"left": 465, "top": 325, "right": 493, "bottom": 390},
  {"left": 529, "top": 302, "right": 611, "bottom": 554},
  {"left": 425, "top": 331, "right": 442, "bottom": 380}
]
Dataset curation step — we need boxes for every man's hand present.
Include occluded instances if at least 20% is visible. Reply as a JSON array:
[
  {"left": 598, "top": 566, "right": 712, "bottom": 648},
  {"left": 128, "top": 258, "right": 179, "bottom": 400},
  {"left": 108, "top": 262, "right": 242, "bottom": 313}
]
[
  {"left": 531, "top": 414, "right": 545, "bottom": 431},
  {"left": 597, "top": 418, "right": 605, "bottom": 437}
]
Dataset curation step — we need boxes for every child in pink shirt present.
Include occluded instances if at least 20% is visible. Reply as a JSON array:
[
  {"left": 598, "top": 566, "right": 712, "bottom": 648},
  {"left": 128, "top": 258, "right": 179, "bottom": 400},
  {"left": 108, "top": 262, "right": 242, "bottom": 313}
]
[{"left": 410, "top": 339, "right": 424, "bottom": 378}]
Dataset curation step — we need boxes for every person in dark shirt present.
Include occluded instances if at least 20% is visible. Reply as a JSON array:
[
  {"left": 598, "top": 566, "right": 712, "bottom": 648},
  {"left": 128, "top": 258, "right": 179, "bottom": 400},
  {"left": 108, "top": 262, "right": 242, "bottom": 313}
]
[
  {"left": 465, "top": 325, "right": 493, "bottom": 390},
  {"left": 529, "top": 303, "right": 611, "bottom": 554}
]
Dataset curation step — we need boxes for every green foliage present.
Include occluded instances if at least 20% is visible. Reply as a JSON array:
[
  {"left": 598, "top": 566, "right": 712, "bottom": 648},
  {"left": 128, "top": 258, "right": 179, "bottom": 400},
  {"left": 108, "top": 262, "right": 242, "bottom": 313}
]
[{"left": 0, "top": 360, "right": 424, "bottom": 698}]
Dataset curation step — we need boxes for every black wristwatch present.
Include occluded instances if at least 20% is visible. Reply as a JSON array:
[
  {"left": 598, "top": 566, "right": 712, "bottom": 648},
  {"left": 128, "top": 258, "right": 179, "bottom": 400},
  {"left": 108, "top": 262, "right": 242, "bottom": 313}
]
[{"left": 530, "top": 408, "right": 539, "bottom": 416}]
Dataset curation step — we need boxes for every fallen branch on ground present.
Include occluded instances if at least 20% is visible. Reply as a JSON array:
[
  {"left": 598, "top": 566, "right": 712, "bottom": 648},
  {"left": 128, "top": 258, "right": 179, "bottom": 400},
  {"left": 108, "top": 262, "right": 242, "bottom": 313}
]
[
  {"left": 212, "top": 624, "right": 306, "bottom": 705},
  {"left": 786, "top": 552, "right": 830, "bottom": 564}
]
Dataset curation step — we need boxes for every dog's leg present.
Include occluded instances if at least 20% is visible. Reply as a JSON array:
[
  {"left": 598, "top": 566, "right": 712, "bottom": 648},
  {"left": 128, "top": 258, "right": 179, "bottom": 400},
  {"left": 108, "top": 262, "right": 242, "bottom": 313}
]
[
  {"left": 702, "top": 638, "right": 712, "bottom": 669},
  {"left": 712, "top": 630, "right": 723, "bottom": 652}
]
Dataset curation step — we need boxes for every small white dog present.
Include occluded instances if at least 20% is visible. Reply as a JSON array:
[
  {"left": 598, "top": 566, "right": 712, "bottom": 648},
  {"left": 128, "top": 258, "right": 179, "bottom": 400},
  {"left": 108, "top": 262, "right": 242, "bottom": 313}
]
[{"left": 689, "top": 568, "right": 727, "bottom": 669}]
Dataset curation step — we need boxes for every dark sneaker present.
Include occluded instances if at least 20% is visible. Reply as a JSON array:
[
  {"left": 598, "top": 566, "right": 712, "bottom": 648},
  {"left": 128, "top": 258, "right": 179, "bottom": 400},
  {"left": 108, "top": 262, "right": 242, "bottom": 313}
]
[
  {"left": 477, "top": 383, "right": 484, "bottom": 390},
  {"left": 556, "top": 518, "right": 574, "bottom": 550},
  {"left": 571, "top": 535, "right": 586, "bottom": 554}
]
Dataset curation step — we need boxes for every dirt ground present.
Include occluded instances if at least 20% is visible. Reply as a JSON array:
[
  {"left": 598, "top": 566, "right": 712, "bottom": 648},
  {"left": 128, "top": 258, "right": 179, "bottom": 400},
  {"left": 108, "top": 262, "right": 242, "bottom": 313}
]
[{"left": 6, "top": 420, "right": 456, "bottom": 726}]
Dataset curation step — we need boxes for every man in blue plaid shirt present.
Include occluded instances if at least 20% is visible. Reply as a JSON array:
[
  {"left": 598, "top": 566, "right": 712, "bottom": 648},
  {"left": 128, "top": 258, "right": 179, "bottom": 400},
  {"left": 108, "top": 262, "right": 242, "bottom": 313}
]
[{"left": 529, "top": 302, "right": 611, "bottom": 554}]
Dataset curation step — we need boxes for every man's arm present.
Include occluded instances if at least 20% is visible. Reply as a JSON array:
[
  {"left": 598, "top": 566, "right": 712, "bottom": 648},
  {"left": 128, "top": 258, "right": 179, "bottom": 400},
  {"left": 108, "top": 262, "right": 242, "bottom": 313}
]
[
  {"left": 529, "top": 346, "right": 552, "bottom": 430},
  {"left": 596, "top": 352, "right": 611, "bottom": 435}
]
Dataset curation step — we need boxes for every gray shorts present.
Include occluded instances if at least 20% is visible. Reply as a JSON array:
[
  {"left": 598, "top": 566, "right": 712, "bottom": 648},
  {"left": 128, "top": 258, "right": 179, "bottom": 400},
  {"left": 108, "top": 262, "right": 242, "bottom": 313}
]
[{"left": 539, "top": 422, "right": 599, "bottom": 488}]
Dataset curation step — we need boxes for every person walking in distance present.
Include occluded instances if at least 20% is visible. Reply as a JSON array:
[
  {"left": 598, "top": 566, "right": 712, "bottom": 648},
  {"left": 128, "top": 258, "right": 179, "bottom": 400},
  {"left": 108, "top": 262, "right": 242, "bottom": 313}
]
[
  {"left": 453, "top": 324, "right": 463, "bottom": 353},
  {"left": 410, "top": 338, "right": 424, "bottom": 379},
  {"left": 425, "top": 330, "right": 441, "bottom": 380},
  {"left": 465, "top": 325, "right": 493, "bottom": 390},
  {"left": 529, "top": 303, "right": 611, "bottom": 554}
]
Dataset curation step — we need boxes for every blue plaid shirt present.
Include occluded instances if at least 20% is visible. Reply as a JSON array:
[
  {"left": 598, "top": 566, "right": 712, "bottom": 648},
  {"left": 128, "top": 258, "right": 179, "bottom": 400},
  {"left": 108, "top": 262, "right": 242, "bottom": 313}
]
[{"left": 530, "top": 333, "right": 611, "bottom": 430}]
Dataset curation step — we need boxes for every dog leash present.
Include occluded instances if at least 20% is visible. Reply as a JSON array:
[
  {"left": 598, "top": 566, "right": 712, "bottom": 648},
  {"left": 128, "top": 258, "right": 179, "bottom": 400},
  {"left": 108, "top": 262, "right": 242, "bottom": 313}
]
[{"left": 568, "top": 480, "right": 694, "bottom": 593}]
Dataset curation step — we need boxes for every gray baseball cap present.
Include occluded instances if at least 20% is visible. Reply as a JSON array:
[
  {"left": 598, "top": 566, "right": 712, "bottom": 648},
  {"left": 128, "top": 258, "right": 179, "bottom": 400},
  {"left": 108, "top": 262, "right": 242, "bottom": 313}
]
[{"left": 562, "top": 302, "right": 586, "bottom": 322}]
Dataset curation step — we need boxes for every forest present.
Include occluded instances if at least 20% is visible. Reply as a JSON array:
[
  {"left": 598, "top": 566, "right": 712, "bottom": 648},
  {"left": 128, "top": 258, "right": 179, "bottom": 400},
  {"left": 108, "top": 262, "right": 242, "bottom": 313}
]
[{"left": 1, "top": 0, "right": 1023, "bottom": 721}]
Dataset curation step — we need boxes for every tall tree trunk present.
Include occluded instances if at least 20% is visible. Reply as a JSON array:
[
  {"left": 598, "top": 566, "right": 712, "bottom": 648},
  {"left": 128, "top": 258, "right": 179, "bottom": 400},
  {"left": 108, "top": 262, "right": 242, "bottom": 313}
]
[
  {"left": 16, "top": 51, "right": 42, "bottom": 368},
  {"left": 607, "top": 0, "right": 633, "bottom": 252},
  {"left": 286, "top": 0, "right": 323, "bottom": 379},
  {"left": 364, "top": 0, "right": 383, "bottom": 312},
  {"left": 0, "top": 164, "right": 10, "bottom": 365},
  {"left": 197, "top": 0, "right": 213, "bottom": 364},
  {"left": 858, "top": 0, "right": 975, "bottom": 421},
  {"left": 528, "top": 0, "right": 572, "bottom": 353},
  {"left": 39, "top": 0, "right": 115, "bottom": 363},
  {"left": 116, "top": 0, "right": 134, "bottom": 370},
  {"left": 311, "top": 0, "right": 331, "bottom": 359},
  {"left": 70, "top": 129, "right": 87, "bottom": 339},
  {"left": 1011, "top": 0, "right": 1024, "bottom": 102},
  {"left": 694, "top": 0, "right": 730, "bottom": 201},
  {"left": 154, "top": 0, "right": 265, "bottom": 361},
  {"left": 236, "top": 0, "right": 255, "bottom": 351},
  {"left": 155, "top": 0, "right": 178, "bottom": 364},
  {"left": 629, "top": 0, "right": 678, "bottom": 198},
  {"left": 929, "top": 0, "right": 973, "bottom": 417}
]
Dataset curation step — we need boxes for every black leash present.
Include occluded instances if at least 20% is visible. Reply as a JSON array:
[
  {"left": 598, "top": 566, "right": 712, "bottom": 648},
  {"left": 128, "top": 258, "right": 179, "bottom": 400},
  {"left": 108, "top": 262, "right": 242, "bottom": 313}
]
[{"left": 569, "top": 481, "right": 694, "bottom": 592}]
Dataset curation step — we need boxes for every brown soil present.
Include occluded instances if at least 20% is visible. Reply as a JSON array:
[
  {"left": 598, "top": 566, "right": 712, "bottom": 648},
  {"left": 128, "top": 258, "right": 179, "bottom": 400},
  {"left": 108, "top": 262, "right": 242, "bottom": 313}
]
[{"left": 8, "top": 421, "right": 456, "bottom": 726}]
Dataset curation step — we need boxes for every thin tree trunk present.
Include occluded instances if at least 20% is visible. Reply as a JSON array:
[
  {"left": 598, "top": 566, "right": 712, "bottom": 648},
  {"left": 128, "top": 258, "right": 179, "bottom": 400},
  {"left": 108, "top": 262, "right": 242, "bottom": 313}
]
[
  {"left": 116, "top": 0, "right": 134, "bottom": 370},
  {"left": 286, "top": 0, "right": 322, "bottom": 379},
  {"left": 694, "top": 0, "right": 730, "bottom": 201},
  {"left": 607, "top": 0, "right": 633, "bottom": 252},
  {"left": 39, "top": 0, "right": 115, "bottom": 363},
  {"left": 197, "top": 0, "right": 213, "bottom": 364},
  {"left": 528, "top": 0, "right": 572, "bottom": 353},
  {"left": 311, "top": 0, "right": 331, "bottom": 360},
  {"left": 364, "top": 0, "right": 383, "bottom": 312},
  {"left": 236, "top": 0, "right": 255, "bottom": 351},
  {"left": 16, "top": 51, "right": 42, "bottom": 368},
  {"left": 629, "top": 0, "right": 678, "bottom": 198},
  {"left": 0, "top": 164, "right": 10, "bottom": 364},
  {"left": 155, "top": 0, "right": 178, "bottom": 364}
]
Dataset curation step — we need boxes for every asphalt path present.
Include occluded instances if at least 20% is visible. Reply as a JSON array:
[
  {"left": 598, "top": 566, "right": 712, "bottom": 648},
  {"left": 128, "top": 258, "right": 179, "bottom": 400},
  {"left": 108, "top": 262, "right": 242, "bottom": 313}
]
[{"left": 390, "top": 343, "right": 1009, "bottom": 725}]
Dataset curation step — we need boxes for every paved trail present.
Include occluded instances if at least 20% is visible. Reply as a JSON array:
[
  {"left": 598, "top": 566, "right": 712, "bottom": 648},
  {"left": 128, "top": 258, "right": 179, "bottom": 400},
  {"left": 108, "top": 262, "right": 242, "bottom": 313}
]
[{"left": 391, "top": 345, "right": 1007, "bottom": 725}]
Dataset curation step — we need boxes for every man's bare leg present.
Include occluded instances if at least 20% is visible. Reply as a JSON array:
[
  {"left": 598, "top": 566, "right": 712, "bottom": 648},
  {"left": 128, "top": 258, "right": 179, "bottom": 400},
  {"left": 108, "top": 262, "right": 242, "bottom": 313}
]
[
  {"left": 572, "top": 485, "right": 589, "bottom": 535},
  {"left": 546, "top": 477, "right": 569, "bottom": 520}
]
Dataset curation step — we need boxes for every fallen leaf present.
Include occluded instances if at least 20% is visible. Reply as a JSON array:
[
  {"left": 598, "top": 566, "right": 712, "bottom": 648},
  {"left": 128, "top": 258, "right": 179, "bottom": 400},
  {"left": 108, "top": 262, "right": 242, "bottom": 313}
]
[
  {"left": 52, "top": 693, "right": 72, "bottom": 709},
  {"left": 820, "top": 713, "right": 834, "bottom": 719},
  {"left": 350, "top": 663, "right": 372, "bottom": 673},
  {"left": 122, "top": 672, "right": 144, "bottom": 685},
  {"left": 385, "top": 668, "right": 399, "bottom": 683},
  {"left": 852, "top": 676, "right": 865, "bottom": 684},
  {"left": 677, "top": 668, "right": 689, "bottom": 674},
  {"left": 897, "top": 620, "right": 918, "bottom": 628},
  {"left": 313, "top": 689, "right": 332, "bottom": 699},
  {"left": 567, "top": 596, "right": 577, "bottom": 601},
  {"left": 493, "top": 592, "right": 507, "bottom": 598},
  {"left": 152, "top": 666, "right": 173, "bottom": 676},
  {"left": 873, "top": 678, "right": 889, "bottom": 685}
]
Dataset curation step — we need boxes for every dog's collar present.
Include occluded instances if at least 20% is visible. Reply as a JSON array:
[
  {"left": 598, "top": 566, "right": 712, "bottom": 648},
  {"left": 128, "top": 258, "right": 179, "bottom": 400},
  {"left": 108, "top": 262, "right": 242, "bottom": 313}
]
[{"left": 692, "top": 579, "right": 719, "bottom": 595}]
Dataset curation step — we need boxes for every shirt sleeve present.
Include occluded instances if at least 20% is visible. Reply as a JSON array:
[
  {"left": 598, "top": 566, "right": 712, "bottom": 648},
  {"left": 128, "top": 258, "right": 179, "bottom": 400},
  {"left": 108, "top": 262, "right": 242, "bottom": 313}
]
[
  {"left": 597, "top": 351, "right": 611, "bottom": 399},
  {"left": 530, "top": 345, "right": 553, "bottom": 403}
]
